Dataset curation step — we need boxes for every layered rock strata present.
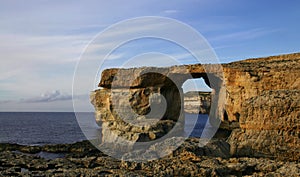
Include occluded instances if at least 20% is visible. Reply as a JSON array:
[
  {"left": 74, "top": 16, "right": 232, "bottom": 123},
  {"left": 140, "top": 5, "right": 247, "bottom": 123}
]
[
  {"left": 91, "top": 53, "right": 300, "bottom": 161},
  {"left": 184, "top": 91, "right": 211, "bottom": 114},
  {"left": 223, "top": 54, "right": 300, "bottom": 161},
  {"left": 90, "top": 72, "right": 185, "bottom": 148}
]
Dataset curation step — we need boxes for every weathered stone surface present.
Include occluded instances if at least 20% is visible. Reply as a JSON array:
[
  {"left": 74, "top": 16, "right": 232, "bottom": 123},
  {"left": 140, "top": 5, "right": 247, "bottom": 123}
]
[
  {"left": 1, "top": 140, "right": 299, "bottom": 176},
  {"left": 91, "top": 52, "right": 300, "bottom": 161},
  {"left": 222, "top": 54, "right": 300, "bottom": 161},
  {"left": 91, "top": 73, "right": 185, "bottom": 146}
]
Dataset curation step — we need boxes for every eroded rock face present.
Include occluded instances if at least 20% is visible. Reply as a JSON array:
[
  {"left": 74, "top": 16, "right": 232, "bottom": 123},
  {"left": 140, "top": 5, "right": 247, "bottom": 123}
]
[
  {"left": 90, "top": 53, "right": 300, "bottom": 161},
  {"left": 222, "top": 54, "right": 300, "bottom": 161},
  {"left": 90, "top": 73, "right": 185, "bottom": 148}
]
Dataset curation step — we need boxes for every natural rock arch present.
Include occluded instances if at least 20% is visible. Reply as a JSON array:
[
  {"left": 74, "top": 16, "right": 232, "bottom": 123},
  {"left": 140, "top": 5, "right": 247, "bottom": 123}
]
[{"left": 91, "top": 53, "right": 300, "bottom": 161}]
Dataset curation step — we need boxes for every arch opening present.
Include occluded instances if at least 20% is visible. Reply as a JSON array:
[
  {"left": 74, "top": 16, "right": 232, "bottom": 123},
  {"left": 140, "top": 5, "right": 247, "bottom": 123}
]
[{"left": 182, "top": 77, "right": 212, "bottom": 138}]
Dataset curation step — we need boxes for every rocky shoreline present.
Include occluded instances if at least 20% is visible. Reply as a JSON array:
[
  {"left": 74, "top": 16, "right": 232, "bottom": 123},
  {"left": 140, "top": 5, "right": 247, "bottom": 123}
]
[
  {"left": 2, "top": 53, "right": 298, "bottom": 176},
  {"left": 1, "top": 139, "right": 299, "bottom": 176}
]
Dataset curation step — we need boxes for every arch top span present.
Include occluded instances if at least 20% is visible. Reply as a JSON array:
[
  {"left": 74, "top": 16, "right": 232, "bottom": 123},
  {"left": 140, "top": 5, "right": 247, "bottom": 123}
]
[{"left": 98, "top": 64, "right": 224, "bottom": 89}]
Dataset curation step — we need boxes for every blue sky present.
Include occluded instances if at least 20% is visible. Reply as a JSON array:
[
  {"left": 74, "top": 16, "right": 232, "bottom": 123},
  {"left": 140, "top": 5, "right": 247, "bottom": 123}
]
[{"left": 0, "top": 0, "right": 299, "bottom": 111}]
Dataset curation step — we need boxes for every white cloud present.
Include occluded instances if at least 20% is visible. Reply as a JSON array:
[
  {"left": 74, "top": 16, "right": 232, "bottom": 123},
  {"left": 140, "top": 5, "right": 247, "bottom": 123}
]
[
  {"left": 20, "top": 90, "right": 71, "bottom": 103},
  {"left": 0, "top": 90, "right": 93, "bottom": 112},
  {"left": 163, "top": 10, "right": 179, "bottom": 14},
  {"left": 0, "top": 33, "right": 90, "bottom": 63},
  {"left": 209, "top": 28, "right": 279, "bottom": 42},
  {"left": 0, "top": 90, "right": 88, "bottom": 104}
]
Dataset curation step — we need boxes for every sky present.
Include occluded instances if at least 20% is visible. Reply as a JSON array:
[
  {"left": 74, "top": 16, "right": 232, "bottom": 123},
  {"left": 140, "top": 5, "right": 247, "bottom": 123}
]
[{"left": 0, "top": 0, "right": 299, "bottom": 112}]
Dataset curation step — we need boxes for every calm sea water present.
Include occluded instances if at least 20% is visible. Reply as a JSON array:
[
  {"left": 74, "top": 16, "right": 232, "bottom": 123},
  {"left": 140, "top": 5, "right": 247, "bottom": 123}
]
[{"left": 0, "top": 112, "right": 208, "bottom": 145}]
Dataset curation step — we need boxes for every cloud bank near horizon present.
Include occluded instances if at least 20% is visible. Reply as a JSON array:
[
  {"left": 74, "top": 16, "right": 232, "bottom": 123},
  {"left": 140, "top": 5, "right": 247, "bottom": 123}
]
[
  {"left": 20, "top": 90, "right": 72, "bottom": 103},
  {"left": 0, "top": 90, "right": 92, "bottom": 112}
]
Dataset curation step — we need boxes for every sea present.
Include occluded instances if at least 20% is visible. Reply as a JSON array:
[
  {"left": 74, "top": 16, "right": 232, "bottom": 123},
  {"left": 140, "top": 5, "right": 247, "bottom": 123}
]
[{"left": 0, "top": 112, "right": 209, "bottom": 145}]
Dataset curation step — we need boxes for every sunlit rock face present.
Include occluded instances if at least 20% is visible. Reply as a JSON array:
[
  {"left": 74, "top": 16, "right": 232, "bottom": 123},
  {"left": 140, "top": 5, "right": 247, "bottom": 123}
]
[
  {"left": 222, "top": 53, "right": 300, "bottom": 161},
  {"left": 91, "top": 53, "right": 300, "bottom": 161},
  {"left": 184, "top": 91, "right": 211, "bottom": 114}
]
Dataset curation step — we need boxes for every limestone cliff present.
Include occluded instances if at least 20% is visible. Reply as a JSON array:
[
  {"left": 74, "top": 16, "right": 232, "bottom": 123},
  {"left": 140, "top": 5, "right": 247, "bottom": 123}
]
[
  {"left": 90, "top": 52, "right": 300, "bottom": 161},
  {"left": 222, "top": 53, "right": 300, "bottom": 161},
  {"left": 184, "top": 91, "right": 211, "bottom": 114}
]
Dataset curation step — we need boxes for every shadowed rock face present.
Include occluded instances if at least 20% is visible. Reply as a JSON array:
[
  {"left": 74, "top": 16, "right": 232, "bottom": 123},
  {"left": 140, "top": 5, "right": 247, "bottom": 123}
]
[{"left": 91, "top": 53, "right": 300, "bottom": 161}]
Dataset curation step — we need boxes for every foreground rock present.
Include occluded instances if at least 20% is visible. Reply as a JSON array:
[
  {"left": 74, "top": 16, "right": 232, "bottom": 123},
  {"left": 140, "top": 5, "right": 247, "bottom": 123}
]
[
  {"left": 1, "top": 139, "right": 299, "bottom": 176},
  {"left": 91, "top": 53, "right": 300, "bottom": 161}
]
